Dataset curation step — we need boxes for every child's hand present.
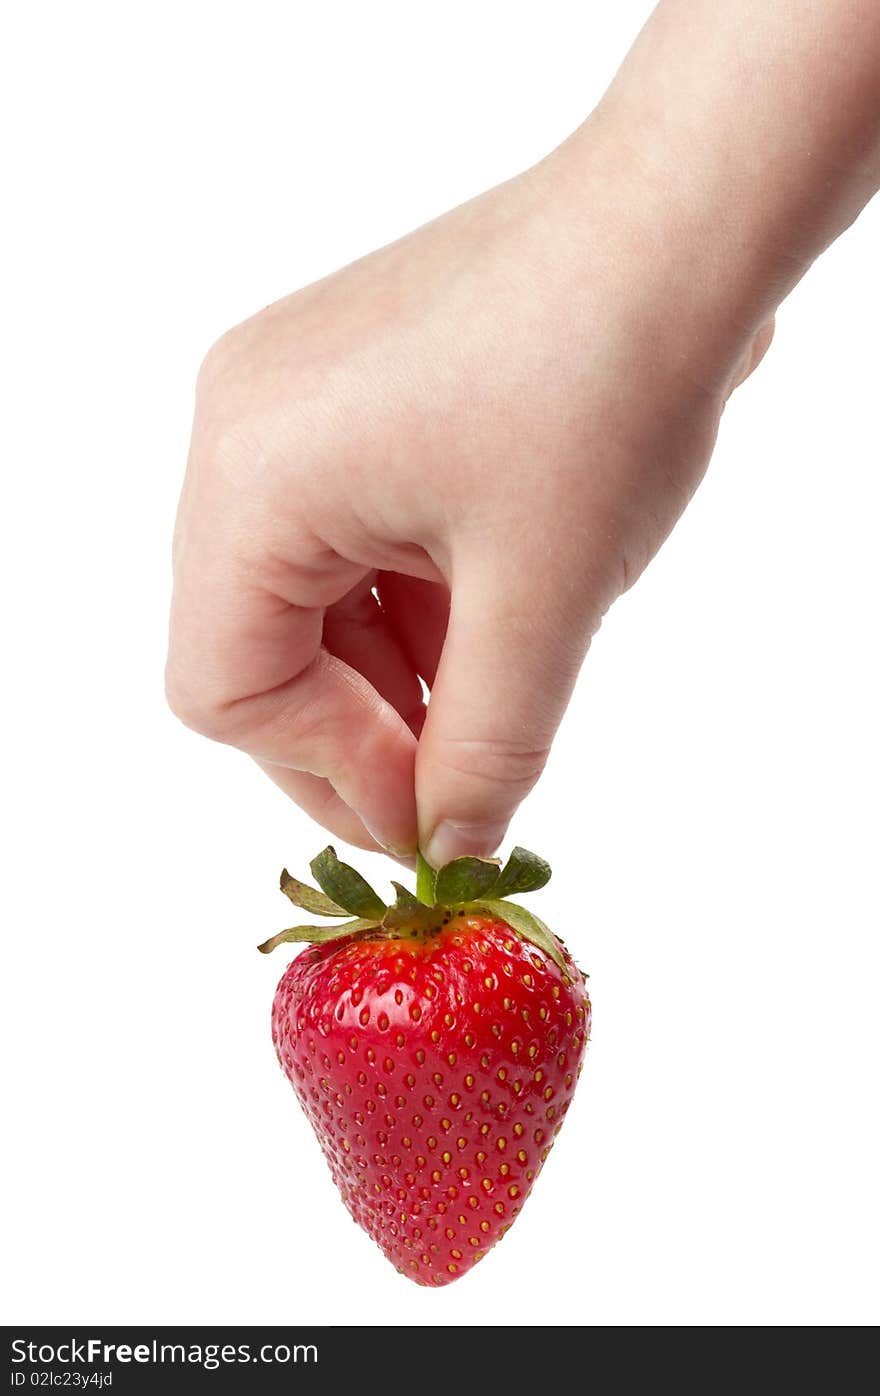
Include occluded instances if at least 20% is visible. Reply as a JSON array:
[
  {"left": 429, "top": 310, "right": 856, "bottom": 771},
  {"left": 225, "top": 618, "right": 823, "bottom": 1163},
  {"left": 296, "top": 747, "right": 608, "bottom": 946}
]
[
  {"left": 167, "top": 126, "right": 769, "bottom": 864},
  {"left": 167, "top": 0, "right": 880, "bottom": 865}
]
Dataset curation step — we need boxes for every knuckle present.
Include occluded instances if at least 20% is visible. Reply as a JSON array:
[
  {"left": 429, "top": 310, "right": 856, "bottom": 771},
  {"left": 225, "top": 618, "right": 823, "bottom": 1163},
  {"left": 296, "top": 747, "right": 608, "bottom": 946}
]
[
  {"left": 193, "top": 329, "right": 266, "bottom": 465},
  {"left": 433, "top": 735, "right": 551, "bottom": 795},
  {"left": 164, "top": 668, "right": 231, "bottom": 742},
  {"left": 196, "top": 325, "right": 245, "bottom": 398}
]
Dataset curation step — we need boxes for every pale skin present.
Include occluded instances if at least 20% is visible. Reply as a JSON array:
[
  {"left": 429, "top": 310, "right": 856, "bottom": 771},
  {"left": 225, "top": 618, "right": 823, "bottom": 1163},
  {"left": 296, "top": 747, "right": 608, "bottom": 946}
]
[{"left": 167, "top": 1, "right": 880, "bottom": 868}]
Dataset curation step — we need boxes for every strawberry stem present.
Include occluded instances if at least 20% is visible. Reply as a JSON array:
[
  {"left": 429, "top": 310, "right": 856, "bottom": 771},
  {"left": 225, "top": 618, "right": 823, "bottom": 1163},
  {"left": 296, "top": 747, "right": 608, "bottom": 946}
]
[{"left": 415, "top": 851, "right": 436, "bottom": 907}]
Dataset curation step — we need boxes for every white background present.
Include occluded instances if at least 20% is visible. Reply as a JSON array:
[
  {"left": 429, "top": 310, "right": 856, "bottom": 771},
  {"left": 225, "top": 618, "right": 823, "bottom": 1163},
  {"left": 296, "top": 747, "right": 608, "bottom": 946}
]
[{"left": 3, "top": 1, "right": 878, "bottom": 1327}]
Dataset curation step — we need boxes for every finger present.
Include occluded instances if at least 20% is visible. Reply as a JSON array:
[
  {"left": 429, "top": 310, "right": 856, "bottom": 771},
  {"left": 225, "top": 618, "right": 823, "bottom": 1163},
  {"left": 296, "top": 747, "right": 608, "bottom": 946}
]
[
  {"left": 375, "top": 573, "right": 451, "bottom": 689},
  {"left": 254, "top": 762, "right": 384, "bottom": 852},
  {"left": 416, "top": 553, "right": 589, "bottom": 868},
  {"left": 255, "top": 764, "right": 415, "bottom": 867},
  {"left": 167, "top": 559, "right": 419, "bottom": 855},
  {"left": 323, "top": 575, "right": 426, "bottom": 735}
]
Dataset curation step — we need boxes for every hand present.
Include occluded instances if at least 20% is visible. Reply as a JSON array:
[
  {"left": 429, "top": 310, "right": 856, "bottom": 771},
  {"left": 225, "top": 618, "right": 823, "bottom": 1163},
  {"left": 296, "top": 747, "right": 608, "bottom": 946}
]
[{"left": 166, "top": 121, "right": 772, "bottom": 866}]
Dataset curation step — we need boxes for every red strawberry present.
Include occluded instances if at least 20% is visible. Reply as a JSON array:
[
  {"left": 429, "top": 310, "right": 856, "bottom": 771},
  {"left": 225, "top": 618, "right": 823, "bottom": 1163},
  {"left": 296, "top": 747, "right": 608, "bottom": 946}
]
[{"left": 260, "top": 846, "right": 590, "bottom": 1286}]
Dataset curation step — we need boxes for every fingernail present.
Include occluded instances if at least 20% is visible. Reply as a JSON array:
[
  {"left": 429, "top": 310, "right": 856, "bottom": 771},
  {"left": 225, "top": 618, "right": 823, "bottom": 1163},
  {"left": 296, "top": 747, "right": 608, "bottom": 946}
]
[
  {"left": 381, "top": 841, "right": 418, "bottom": 860},
  {"left": 359, "top": 819, "right": 418, "bottom": 863},
  {"left": 423, "top": 820, "right": 508, "bottom": 869},
  {"left": 378, "top": 842, "right": 418, "bottom": 871},
  {"left": 393, "top": 843, "right": 421, "bottom": 865}
]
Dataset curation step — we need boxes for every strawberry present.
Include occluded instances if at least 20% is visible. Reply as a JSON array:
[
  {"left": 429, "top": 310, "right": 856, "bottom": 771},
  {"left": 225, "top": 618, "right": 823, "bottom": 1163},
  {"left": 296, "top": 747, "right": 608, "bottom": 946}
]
[{"left": 260, "top": 846, "right": 590, "bottom": 1286}]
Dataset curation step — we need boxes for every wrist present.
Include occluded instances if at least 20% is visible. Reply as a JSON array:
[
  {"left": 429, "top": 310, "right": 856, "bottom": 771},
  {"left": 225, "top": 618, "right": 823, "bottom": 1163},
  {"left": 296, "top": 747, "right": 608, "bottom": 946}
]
[
  {"left": 564, "top": 1, "right": 880, "bottom": 343},
  {"left": 532, "top": 116, "right": 763, "bottom": 399},
  {"left": 541, "top": 1, "right": 880, "bottom": 393}
]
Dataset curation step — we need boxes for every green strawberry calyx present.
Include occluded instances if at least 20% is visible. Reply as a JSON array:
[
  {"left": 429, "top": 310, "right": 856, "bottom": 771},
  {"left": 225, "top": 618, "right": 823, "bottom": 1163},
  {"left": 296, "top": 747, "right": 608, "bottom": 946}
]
[{"left": 257, "top": 844, "right": 570, "bottom": 976}]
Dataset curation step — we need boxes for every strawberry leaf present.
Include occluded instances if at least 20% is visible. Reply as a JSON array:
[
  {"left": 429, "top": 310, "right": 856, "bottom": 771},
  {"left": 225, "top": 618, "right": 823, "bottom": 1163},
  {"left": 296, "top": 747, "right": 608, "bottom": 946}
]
[
  {"left": 435, "top": 856, "right": 501, "bottom": 905},
  {"left": 309, "top": 847, "right": 387, "bottom": 920},
  {"left": 279, "top": 869, "right": 349, "bottom": 917},
  {"left": 488, "top": 847, "right": 551, "bottom": 899},
  {"left": 383, "top": 881, "right": 437, "bottom": 932},
  {"left": 257, "top": 916, "right": 382, "bottom": 955},
  {"left": 477, "top": 898, "right": 568, "bottom": 978},
  {"left": 389, "top": 882, "right": 425, "bottom": 914}
]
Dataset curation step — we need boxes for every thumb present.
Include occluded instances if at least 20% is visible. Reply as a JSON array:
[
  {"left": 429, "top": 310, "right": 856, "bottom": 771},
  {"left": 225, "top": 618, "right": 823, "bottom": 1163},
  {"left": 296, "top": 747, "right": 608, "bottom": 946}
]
[{"left": 416, "top": 554, "right": 591, "bottom": 868}]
